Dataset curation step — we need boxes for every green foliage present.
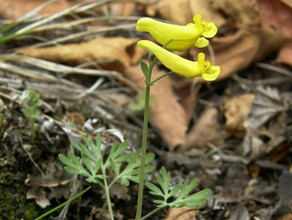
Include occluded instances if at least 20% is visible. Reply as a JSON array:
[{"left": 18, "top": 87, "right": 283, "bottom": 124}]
[
  {"left": 20, "top": 90, "right": 42, "bottom": 119},
  {"left": 146, "top": 167, "right": 211, "bottom": 209},
  {"left": 140, "top": 60, "right": 149, "bottom": 78},
  {"left": 129, "top": 92, "right": 152, "bottom": 111},
  {"left": 59, "top": 134, "right": 155, "bottom": 187}
]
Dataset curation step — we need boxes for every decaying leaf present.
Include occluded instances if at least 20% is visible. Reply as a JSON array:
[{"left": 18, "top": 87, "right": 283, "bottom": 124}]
[
  {"left": 0, "top": 0, "right": 71, "bottom": 19},
  {"left": 248, "top": 86, "right": 286, "bottom": 130},
  {"left": 110, "top": 2, "right": 135, "bottom": 17},
  {"left": 146, "top": 0, "right": 225, "bottom": 27},
  {"left": 184, "top": 108, "right": 224, "bottom": 150},
  {"left": 17, "top": 37, "right": 146, "bottom": 72},
  {"left": 221, "top": 94, "right": 255, "bottom": 137},
  {"left": 147, "top": 0, "right": 284, "bottom": 79},
  {"left": 242, "top": 86, "right": 289, "bottom": 158},
  {"left": 26, "top": 187, "right": 51, "bottom": 208},
  {"left": 277, "top": 40, "right": 292, "bottom": 65},
  {"left": 124, "top": 64, "right": 188, "bottom": 150},
  {"left": 165, "top": 207, "right": 197, "bottom": 220},
  {"left": 258, "top": 0, "right": 292, "bottom": 39}
]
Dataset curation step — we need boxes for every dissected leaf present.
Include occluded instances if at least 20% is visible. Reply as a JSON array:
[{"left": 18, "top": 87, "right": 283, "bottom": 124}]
[
  {"left": 124, "top": 64, "right": 188, "bottom": 150},
  {"left": 17, "top": 37, "right": 146, "bottom": 72}
]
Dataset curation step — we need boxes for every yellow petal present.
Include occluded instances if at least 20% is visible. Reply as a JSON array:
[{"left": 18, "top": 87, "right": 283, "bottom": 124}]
[
  {"left": 202, "top": 65, "right": 221, "bottom": 81},
  {"left": 194, "top": 37, "right": 209, "bottom": 48},
  {"left": 136, "top": 15, "right": 217, "bottom": 51},
  {"left": 137, "top": 40, "right": 201, "bottom": 78},
  {"left": 202, "top": 22, "right": 217, "bottom": 38},
  {"left": 137, "top": 40, "right": 220, "bottom": 81}
]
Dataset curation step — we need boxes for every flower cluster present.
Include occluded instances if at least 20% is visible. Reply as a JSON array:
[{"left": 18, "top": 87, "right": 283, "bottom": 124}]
[{"left": 136, "top": 14, "right": 220, "bottom": 81}]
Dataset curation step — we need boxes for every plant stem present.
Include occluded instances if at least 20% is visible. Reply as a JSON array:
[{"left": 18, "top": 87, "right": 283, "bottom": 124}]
[
  {"left": 150, "top": 71, "right": 173, "bottom": 85},
  {"left": 35, "top": 186, "right": 91, "bottom": 220},
  {"left": 102, "top": 166, "right": 114, "bottom": 220},
  {"left": 135, "top": 84, "right": 151, "bottom": 220},
  {"left": 141, "top": 207, "right": 163, "bottom": 220},
  {"left": 30, "top": 117, "right": 35, "bottom": 144}
]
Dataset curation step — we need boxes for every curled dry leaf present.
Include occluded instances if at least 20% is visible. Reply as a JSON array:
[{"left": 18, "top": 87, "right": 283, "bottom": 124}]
[
  {"left": 221, "top": 94, "right": 255, "bottom": 138},
  {"left": 0, "top": 0, "right": 71, "bottom": 19},
  {"left": 276, "top": 40, "right": 292, "bottom": 65},
  {"left": 17, "top": 37, "right": 146, "bottom": 72},
  {"left": 257, "top": 0, "right": 292, "bottom": 66},
  {"left": 147, "top": 0, "right": 285, "bottom": 79},
  {"left": 184, "top": 108, "right": 224, "bottom": 150},
  {"left": 124, "top": 64, "right": 188, "bottom": 150},
  {"left": 146, "top": 0, "right": 225, "bottom": 27},
  {"left": 165, "top": 207, "right": 197, "bottom": 220},
  {"left": 110, "top": 2, "right": 136, "bottom": 17}
]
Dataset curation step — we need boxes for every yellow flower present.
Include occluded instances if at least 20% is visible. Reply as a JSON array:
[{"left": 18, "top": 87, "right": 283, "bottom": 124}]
[
  {"left": 137, "top": 40, "right": 220, "bottom": 81},
  {"left": 136, "top": 14, "right": 217, "bottom": 51}
]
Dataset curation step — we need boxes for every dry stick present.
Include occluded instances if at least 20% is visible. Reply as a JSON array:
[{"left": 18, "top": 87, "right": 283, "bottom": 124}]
[
  {"left": 16, "top": 0, "right": 111, "bottom": 35},
  {"left": 32, "top": 23, "right": 137, "bottom": 48},
  {"left": 0, "top": 54, "right": 140, "bottom": 92},
  {"left": 33, "top": 16, "right": 142, "bottom": 32}
]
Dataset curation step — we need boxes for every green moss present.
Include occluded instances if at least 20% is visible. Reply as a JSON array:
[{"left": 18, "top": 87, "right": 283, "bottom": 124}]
[{"left": 0, "top": 172, "right": 38, "bottom": 219}]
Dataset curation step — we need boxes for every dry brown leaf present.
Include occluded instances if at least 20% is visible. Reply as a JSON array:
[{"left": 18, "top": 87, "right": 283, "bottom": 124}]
[
  {"left": 0, "top": 0, "right": 71, "bottom": 19},
  {"left": 196, "top": 1, "right": 282, "bottom": 80},
  {"left": 257, "top": 0, "right": 292, "bottom": 66},
  {"left": 17, "top": 37, "right": 146, "bottom": 72},
  {"left": 258, "top": 0, "right": 292, "bottom": 39},
  {"left": 221, "top": 94, "right": 255, "bottom": 137},
  {"left": 277, "top": 40, "right": 292, "bottom": 65},
  {"left": 146, "top": 0, "right": 225, "bottom": 27},
  {"left": 277, "top": 214, "right": 292, "bottom": 220},
  {"left": 171, "top": 77, "right": 201, "bottom": 123},
  {"left": 193, "top": 29, "right": 259, "bottom": 80},
  {"left": 124, "top": 64, "right": 188, "bottom": 150},
  {"left": 147, "top": 0, "right": 283, "bottom": 80},
  {"left": 165, "top": 207, "right": 197, "bottom": 220},
  {"left": 184, "top": 108, "right": 224, "bottom": 150},
  {"left": 110, "top": 2, "right": 136, "bottom": 17}
]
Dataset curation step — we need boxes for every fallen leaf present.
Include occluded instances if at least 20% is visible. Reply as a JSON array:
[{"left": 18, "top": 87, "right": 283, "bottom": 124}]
[
  {"left": 165, "top": 207, "right": 197, "bottom": 220},
  {"left": 124, "top": 64, "right": 187, "bottom": 150},
  {"left": 276, "top": 40, "right": 292, "bottom": 65},
  {"left": 26, "top": 187, "right": 51, "bottom": 208},
  {"left": 258, "top": 0, "right": 292, "bottom": 39},
  {"left": 277, "top": 214, "right": 292, "bottom": 220},
  {"left": 171, "top": 77, "right": 201, "bottom": 123},
  {"left": 0, "top": 0, "right": 71, "bottom": 19},
  {"left": 110, "top": 2, "right": 135, "bottom": 17},
  {"left": 278, "top": 171, "right": 292, "bottom": 215},
  {"left": 184, "top": 108, "right": 224, "bottom": 150},
  {"left": 221, "top": 94, "right": 255, "bottom": 137},
  {"left": 241, "top": 86, "right": 289, "bottom": 158},
  {"left": 193, "top": 29, "right": 259, "bottom": 80},
  {"left": 148, "top": 0, "right": 284, "bottom": 80},
  {"left": 146, "top": 0, "right": 225, "bottom": 27},
  {"left": 248, "top": 86, "right": 286, "bottom": 130},
  {"left": 17, "top": 37, "right": 146, "bottom": 72}
]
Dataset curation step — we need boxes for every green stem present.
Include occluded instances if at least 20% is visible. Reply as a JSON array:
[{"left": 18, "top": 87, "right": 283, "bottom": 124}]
[
  {"left": 135, "top": 84, "right": 151, "bottom": 220},
  {"left": 141, "top": 207, "right": 163, "bottom": 220},
  {"left": 30, "top": 117, "right": 35, "bottom": 144},
  {"left": 150, "top": 71, "right": 173, "bottom": 85},
  {"left": 102, "top": 166, "right": 114, "bottom": 220},
  {"left": 35, "top": 186, "right": 91, "bottom": 220}
]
